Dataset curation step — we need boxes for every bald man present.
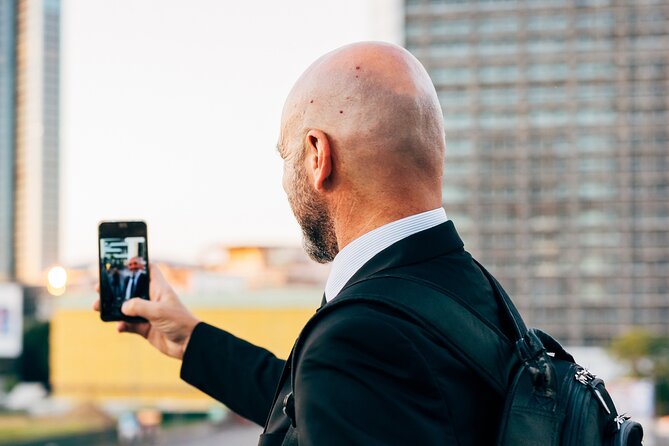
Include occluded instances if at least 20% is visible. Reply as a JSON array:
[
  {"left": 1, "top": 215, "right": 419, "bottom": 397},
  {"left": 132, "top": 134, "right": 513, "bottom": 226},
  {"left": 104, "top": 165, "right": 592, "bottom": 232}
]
[
  {"left": 99, "top": 42, "right": 508, "bottom": 445},
  {"left": 124, "top": 256, "right": 149, "bottom": 300}
]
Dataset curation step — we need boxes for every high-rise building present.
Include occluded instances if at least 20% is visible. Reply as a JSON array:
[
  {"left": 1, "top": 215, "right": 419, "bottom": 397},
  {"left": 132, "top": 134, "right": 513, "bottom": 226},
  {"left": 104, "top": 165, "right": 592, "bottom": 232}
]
[
  {"left": 0, "top": 0, "right": 17, "bottom": 282},
  {"left": 0, "top": 0, "right": 60, "bottom": 285},
  {"left": 405, "top": 0, "right": 669, "bottom": 345}
]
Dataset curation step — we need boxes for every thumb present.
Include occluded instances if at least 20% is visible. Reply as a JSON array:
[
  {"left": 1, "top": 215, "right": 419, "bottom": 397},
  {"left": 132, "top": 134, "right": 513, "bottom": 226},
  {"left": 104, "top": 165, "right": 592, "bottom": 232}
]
[{"left": 122, "top": 298, "right": 158, "bottom": 320}]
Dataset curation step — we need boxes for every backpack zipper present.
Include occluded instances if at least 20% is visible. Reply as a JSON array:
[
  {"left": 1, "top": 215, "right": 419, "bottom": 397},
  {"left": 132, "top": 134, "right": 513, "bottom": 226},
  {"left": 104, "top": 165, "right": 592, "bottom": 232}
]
[
  {"left": 564, "top": 369, "right": 589, "bottom": 445},
  {"left": 564, "top": 366, "right": 613, "bottom": 444},
  {"left": 575, "top": 368, "right": 611, "bottom": 415}
]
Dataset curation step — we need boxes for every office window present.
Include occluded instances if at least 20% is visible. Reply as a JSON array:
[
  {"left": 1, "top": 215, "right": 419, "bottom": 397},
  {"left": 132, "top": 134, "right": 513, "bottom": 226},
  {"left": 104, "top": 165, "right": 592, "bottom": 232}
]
[
  {"left": 481, "top": 184, "right": 519, "bottom": 201},
  {"left": 579, "top": 182, "right": 616, "bottom": 199},
  {"left": 432, "top": 67, "right": 473, "bottom": 85},
  {"left": 631, "top": 155, "right": 668, "bottom": 173},
  {"left": 528, "top": 135, "right": 570, "bottom": 154},
  {"left": 431, "top": 19, "right": 472, "bottom": 36},
  {"left": 629, "top": 35, "right": 667, "bottom": 51},
  {"left": 528, "top": 278, "right": 569, "bottom": 296},
  {"left": 529, "top": 158, "right": 568, "bottom": 178},
  {"left": 528, "top": 63, "right": 569, "bottom": 81},
  {"left": 432, "top": 0, "right": 471, "bottom": 4},
  {"left": 443, "top": 185, "right": 470, "bottom": 203},
  {"left": 577, "top": 84, "right": 616, "bottom": 100},
  {"left": 577, "top": 63, "right": 615, "bottom": 80},
  {"left": 527, "top": 38, "right": 566, "bottom": 53},
  {"left": 443, "top": 113, "right": 473, "bottom": 129},
  {"left": 530, "top": 183, "right": 569, "bottom": 200},
  {"left": 575, "top": 36, "right": 614, "bottom": 52},
  {"left": 576, "top": 134, "right": 614, "bottom": 153},
  {"left": 479, "top": 112, "right": 518, "bottom": 129},
  {"left": 631, "top": 8, "right": 667, "bottom": 32},
  {"left": 439, "top": 90, "right": 471, "bottom": 108},
  {"left": 530, "top": 110, "right": 570, "bottom": 127},
  {"left": 479, "top": 87, "right": 518, "bottom": 105},
  {"left": 477, "top": 39, "right": 518, "bottom": 55},
  {"left": 628, "top": 110, "right": 667, "bottom": 125},
  {"left": 480, "top": 159, "right": 518, "bottom": 176},
  {"left": 479, "top": 136, "right": 518, "bottom": 153},
  {"left": 525, "top": 0, "right": 566, "bottom": 7},
  {"left": 527, "top": 14, "right": 568, "bottom": 31},
  {"left": 478, "top": 0, "right": 519, "bottom": 8},
  {"left": 575, "top": 11, "right": 614, "bottom": 29},
  {"left": 528, "top": 86, "right": 568, "bottom": 103},
  {"left": 576, "top": 109, "right": 616, "bottom": 126},
  {"left": 580, "top": 255, "right": 615, "bottom": 276},
  {"left": 444, "top": 160, "right": 473, "bottom": 178},
  {"left": 631, "top": 63, "right": 666, "bottom": 81},
  {"left": 406, "top": 21, "right": 424, "bottom": 38},
  {"left": 428, "top": 41, "right": 470, "bottom": 58},
  {"left": 577, "top": 209, "right": 616, "bottom": 228},
  {"left": 477, "top": 16, "right": 519, "bottom": 33},
  {"left": 578, "top": 157, "right": 616, "bottom": 173},
  {"left": 479, "top": 65, "right": 519, "bottom": 83},
  {"left": 446, "top": 139, "right": 473, "bottom": 156}
]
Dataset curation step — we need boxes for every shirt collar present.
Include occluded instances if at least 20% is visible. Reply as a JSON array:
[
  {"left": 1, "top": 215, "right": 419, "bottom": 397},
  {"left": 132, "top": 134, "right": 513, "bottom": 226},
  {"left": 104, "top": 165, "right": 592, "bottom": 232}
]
[{"left": 324, "top": 208, "right": 448, "bottom": 302}]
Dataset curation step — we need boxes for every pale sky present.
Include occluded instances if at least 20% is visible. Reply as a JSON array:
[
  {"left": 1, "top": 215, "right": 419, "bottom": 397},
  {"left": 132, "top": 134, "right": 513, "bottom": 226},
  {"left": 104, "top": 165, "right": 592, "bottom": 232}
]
[{"left": 61, "top": 0, "right": 402, "bottom": 266}]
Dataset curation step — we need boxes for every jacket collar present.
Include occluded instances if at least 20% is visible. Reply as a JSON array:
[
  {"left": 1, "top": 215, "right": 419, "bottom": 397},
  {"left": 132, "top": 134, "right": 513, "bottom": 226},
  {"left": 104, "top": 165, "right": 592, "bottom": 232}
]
[{"left": 335, "top": 220, "right": 464, "bottom": 298}]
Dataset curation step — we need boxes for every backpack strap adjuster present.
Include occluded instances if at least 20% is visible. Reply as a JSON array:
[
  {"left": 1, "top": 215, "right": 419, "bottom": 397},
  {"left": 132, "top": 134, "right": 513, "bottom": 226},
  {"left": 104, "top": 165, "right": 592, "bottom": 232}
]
[{"left": 283, "top": 391, "right": 296, "bottom": 427}]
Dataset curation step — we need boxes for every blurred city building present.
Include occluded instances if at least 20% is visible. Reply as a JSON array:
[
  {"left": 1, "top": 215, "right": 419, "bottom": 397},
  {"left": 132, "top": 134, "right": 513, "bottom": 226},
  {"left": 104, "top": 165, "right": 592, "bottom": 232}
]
[
  {"left": 0, "top": 0, "right": 60, "bottom": 286},
  {"left": 50, "top": 246, "right": 327, "bottom": 410},
  {"left": 405, "top": 0, "right": 669, "bottom": 344},
  {"left": 51, "top": 297, "right": 316, "bottom": 411},
  {"left": 0, "top": 0, "right": 16, "bottom": 282}
]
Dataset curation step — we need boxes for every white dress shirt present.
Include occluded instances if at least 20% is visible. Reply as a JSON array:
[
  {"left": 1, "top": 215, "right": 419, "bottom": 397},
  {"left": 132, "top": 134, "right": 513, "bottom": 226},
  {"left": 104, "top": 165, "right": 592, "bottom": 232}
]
[
  {"left": 125, "top": 273, "right": 136, "bottom": 299},
  {"left": 324, "top": 208, "right": 448, "bottom": 302}
]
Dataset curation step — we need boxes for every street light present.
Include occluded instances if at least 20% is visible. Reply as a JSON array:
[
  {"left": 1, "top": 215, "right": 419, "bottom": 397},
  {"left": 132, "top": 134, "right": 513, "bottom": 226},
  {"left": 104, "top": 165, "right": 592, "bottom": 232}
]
[{"left": 47, "top": 266, "right": 67, "bottom": 296}]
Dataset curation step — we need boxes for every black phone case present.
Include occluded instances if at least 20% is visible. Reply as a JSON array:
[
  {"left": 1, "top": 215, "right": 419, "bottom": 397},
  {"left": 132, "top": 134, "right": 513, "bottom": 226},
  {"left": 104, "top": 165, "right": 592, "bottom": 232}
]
[{"left": 98, "top": 221, "right": 150, "bottom": 323}]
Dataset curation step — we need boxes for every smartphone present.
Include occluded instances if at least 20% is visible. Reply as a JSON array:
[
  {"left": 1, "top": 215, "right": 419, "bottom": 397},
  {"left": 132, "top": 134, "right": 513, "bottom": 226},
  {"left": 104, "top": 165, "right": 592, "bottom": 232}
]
[{"left": 98, "top": 221, "right": 150, "bottom": 322}]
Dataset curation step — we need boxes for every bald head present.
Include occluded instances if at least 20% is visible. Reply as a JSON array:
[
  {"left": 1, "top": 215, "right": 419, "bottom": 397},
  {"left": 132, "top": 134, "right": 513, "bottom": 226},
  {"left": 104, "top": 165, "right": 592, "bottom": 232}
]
[
  {"left": 127, "top": 256, "right": 145, "bottom": 273},
  {"left": 279, "top": 42, "right": 445, "bottom": 195},
  {"left": 279, "top": 42, "right": 446, "bottom": 258}
]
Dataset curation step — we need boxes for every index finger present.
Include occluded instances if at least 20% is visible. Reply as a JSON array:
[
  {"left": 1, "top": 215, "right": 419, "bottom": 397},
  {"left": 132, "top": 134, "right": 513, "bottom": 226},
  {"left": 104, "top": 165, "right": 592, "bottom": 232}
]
[
  {"left": 148, "top": 263, "right": 169, "bottom": 301},
  {"left": 149, "top": 262, "right": 166, "bottom": 282}
]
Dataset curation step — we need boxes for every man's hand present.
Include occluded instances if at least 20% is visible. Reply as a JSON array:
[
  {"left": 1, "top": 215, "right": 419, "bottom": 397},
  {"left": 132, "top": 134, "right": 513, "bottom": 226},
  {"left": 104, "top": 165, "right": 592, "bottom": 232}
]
[{"left": 93, "top": 264, "right": 200, "bottom": 360}]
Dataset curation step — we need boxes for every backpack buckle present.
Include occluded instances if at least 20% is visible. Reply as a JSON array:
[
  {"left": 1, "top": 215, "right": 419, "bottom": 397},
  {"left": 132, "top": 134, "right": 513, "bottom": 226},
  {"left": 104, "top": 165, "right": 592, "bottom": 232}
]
[
  {"left": 283, "top": 391, "right": 296, "bottom": 427},
  {"left": 515, "top": 330, "right": 545, "bottom": 362}
]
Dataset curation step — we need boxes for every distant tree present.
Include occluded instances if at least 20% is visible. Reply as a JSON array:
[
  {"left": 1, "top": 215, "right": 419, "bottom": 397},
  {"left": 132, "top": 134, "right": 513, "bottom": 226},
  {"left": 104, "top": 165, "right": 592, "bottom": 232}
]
[
  {"left": 610, "top": 329, "right": 669, "bottom": 415},
  {"left": 610, "top": 329, "right": 654, "bottom": 377}
]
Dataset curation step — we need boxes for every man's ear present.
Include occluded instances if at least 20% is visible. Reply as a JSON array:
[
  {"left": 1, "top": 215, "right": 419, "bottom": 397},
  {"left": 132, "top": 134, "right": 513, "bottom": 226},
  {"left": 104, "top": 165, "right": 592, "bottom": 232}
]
[{"left": 304, "top": 129, "right": 332, "bottom": 191}]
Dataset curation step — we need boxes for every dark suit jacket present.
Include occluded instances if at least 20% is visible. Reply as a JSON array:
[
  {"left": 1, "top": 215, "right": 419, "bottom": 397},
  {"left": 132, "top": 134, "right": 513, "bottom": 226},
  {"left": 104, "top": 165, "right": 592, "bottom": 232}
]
[
  {"left": 181, "top": 221, "right": 507, "bottom": 445},
  {"left": 124, "top": 271, "right": 149, "bottom": 299}
]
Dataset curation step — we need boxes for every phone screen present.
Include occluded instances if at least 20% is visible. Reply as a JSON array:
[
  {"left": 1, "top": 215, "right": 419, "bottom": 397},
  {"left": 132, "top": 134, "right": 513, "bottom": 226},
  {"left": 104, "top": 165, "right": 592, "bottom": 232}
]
[{"left": 98, "top": 221, "right": 149, "bottom": 322}]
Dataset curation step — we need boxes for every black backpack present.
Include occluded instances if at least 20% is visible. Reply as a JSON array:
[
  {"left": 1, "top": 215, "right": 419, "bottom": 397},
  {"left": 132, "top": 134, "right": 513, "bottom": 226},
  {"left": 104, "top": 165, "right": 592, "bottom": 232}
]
[{"left": 287, "top": 263, "right": 644, "bottom": 445}]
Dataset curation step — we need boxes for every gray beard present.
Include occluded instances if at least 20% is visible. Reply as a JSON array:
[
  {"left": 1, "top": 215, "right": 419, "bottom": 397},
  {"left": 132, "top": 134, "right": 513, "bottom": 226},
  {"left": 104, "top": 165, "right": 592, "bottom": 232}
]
[
  {"left": 300, "top": 209, "right": 338, "bottom": 264},
  {"left": 289, "top": 168, "right": 339, "bottom": 264}
]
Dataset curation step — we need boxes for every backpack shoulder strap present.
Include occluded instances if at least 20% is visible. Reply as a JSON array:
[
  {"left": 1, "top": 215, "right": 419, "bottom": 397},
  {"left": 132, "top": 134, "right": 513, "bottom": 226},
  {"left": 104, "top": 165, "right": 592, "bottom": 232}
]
[
  {"left": 294, "top": 273, "right": 520, "bottom": 395},
  {"left": 284, "top": 270, "right": 563, "bottom": 431}
]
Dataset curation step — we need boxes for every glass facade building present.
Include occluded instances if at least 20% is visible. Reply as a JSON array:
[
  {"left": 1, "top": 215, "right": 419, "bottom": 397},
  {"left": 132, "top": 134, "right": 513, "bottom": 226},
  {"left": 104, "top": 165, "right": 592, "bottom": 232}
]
[
  {"left": 0, "top": 0, "right": 60, "bottom": 285},
  {"left": 405, "top": 0, "right": 669, "bottom": 345}
]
